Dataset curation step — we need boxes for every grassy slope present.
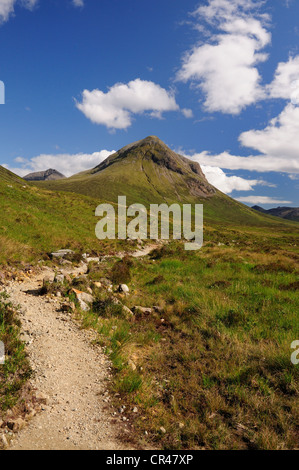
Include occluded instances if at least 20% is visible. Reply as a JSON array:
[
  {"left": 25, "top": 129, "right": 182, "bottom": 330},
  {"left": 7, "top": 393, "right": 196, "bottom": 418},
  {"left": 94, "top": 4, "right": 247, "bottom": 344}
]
[
  {"left": 0, "top": 167, "right": 125, "bottom": 265},
  {"left": 79, "top": 228, "right": 299, "bottom": 450},
  {"left": 1, "top": 163, "right": 296, "bottom": 266}
]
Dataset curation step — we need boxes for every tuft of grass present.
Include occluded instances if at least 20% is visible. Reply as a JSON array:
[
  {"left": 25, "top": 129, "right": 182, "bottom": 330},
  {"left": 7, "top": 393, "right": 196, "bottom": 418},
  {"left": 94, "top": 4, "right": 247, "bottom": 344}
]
[
  {"left": 110, "top": 256, "right": 133, "bottom": 285},
  {"left": 0, "top": 293, "right": 31, "bottom": 415}
]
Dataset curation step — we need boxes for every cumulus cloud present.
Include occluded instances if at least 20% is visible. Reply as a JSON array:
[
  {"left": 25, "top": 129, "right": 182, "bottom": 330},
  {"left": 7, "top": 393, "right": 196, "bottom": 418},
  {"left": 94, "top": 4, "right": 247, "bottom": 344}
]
[
  {"left": 183, "top": 99, "right": 299, "bottom": 175},
  {"left": 185, "top": 149, "right": 299, "bottom": 174},
  {"left": 202, "top": 165, "right": 275, "bottom": 193},
  {"left": 76, "top": 79, "right": 182, "bottom": 130},
  {"left": 237, "top": 196, "right": 292, "bottom": 205},
  {"left": 0, "top": 0, "right": 38, "bottom": 23},
  {"left": 239, "top": 103, "right": 299, "bottom": 162},
  {"left": 268, "top": 55, "right": 299, "bottom": 102},
  {"left": 176, "top": 0, "right": 271, "bottom": 114},
  {"left": 2, "top": 150, "right": 114, "bottom": 178}
]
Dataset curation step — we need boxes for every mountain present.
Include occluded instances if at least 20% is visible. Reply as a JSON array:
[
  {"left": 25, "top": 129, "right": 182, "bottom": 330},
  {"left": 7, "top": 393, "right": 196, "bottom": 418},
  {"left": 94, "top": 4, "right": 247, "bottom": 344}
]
[
  {"left": 33, "top": 136, "right": 297, "bottom": 226},
  {"left": 36, "top": 136, "right": 216, "bottom": 204},
  {"left": 24, "top": 168, "right": 66, "bottom": 182},
  {"left": 252, "top": 205, "right": 299, "bottom": 222}
]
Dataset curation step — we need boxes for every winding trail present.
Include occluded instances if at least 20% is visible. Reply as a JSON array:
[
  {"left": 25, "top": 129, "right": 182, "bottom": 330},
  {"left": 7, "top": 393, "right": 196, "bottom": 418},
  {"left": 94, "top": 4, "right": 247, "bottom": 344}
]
[
  {"left": 6, "top": 266, "right": 132, "bottom": 450},
  {"left": 4, "top": 243, "right": 161, "bottom": 450}
]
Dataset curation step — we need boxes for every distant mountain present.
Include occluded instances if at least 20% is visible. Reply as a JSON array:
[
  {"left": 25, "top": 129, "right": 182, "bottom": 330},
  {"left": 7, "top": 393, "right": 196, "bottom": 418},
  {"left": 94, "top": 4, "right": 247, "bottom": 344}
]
[
  {"left": 31, "top": 136, "right": 295, "bottom": 226},
  {"left": 24, "top": 168, "right": 66, "bottom": 182},
  {"left": 252, "top": 205, "right": 299, "bottom": 222}
]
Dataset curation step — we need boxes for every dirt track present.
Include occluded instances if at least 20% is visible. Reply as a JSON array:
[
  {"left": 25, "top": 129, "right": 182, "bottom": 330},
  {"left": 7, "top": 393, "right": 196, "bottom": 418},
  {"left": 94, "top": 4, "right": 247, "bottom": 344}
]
[{"left": 6, "top": 266, "right": 131, "bottom": 450}]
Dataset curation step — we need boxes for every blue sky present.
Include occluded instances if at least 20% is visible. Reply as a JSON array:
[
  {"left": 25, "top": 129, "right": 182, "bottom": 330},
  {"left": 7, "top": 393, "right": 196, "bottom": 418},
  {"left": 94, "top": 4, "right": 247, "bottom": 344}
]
[{"left": 0, "top": 0, "right": 298, "bottom": 206}]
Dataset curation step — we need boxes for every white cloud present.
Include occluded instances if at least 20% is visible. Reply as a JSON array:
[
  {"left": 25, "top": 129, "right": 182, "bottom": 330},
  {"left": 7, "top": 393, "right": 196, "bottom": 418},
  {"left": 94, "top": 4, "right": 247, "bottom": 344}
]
[
  {"left": 185, "top": 150, "right": 299, "bottom": 174},
  {"left": 2, "top": 150, "right": 114, "bottom": 177},
  {"left": 72, "top": 0, "right": 84, "bottom": 7},
  {"left": 176, "top": 0, "right": 271, "bottom": 114},
  {"left": 76, "top": 79, "right": 180, "bottom": 130},
  {"left": 268, "top": 55, "right": 299, "bottom": 102},
  {"left": 181, "top": 108, "right": 193, "bottom": 118},
  {"left": 202, "top": 165, "right": 275, "bottom": 193},
  {"left": 183, "top": 100, "right": 299, "bottom": 175},
  {"left": 0, "top": 0, "right": 38, "bottom": 23},
  {"left": 0, "top": 0, "right": 84, "bottom": 23},
  {"left": 236, "top": 196, "right": 292, "bottom": 205},
  {"left": 239, "top": 103, "right": 299, "bottom": 162}
]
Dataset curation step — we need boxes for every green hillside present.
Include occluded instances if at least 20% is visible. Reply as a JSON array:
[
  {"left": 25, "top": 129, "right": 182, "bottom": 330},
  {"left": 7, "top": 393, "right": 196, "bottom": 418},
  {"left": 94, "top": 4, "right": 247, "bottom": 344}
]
[
  {"left": 0, "top": 166, "right": 122, "bottom": 264},
  {"left": 0, "top": 166, "right": 24, "bottom": 184}
]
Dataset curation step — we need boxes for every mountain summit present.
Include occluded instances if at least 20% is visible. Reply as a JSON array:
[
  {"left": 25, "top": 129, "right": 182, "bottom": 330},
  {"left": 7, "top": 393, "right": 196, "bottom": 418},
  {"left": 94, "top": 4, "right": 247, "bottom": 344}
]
[
  {"left": 24, "top": 169, "right": 66, "bottom": 182},
  {"left": 37, "top": 136, "right": 216, "bottom": 204}
]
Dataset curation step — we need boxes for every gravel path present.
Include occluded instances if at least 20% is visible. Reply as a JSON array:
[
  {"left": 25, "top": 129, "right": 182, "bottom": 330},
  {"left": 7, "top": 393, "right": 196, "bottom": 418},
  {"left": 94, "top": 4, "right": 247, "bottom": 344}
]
[{"left": 6, "top": 267, "right": 132, "bottom": 451}]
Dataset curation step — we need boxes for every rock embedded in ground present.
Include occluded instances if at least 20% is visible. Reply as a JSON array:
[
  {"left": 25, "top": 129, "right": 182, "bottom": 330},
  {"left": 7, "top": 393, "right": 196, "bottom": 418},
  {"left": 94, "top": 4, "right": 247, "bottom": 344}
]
[
  {"left": 72, "top": 289, "right": 94, "bottom": 305},
  {"left": 50, "top": 250, "right": 74, "bottom": 259},
  {"left": 93, "top": 282, "right": 102, "bottom": 289},
  {"left": 54, "top": 274, "right": 65, "bottom": 284},
  {"left": 132, "top": 306, "right": 152, "bottom": 315},
  {"left": 118, "top": 284, "right": 129, "bottom": 294}
]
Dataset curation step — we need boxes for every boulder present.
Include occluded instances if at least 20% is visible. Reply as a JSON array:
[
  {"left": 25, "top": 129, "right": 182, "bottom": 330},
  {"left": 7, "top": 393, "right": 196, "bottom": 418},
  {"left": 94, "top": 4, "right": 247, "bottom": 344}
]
[
  {"left": 78, "top": 300, "right": 89, "bottom": 312},
  {"left": 72, "top": 289, "right": 94, "bottom": 306},
  {"left": 118, "top": 284, "right": 129, "bottom": 294}
]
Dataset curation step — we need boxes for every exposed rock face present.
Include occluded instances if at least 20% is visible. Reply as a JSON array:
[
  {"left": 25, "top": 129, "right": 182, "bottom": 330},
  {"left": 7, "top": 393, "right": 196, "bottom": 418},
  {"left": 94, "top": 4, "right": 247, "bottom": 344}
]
[{"left": 24, "top": 169, "right": 66, "bottom": 181}]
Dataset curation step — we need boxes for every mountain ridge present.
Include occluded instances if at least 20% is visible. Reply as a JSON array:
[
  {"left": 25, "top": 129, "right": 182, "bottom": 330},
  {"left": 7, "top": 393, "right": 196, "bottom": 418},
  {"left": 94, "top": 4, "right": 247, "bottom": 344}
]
[{"left": 252, "top": 205, "right": 299, "bottom": 222}]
